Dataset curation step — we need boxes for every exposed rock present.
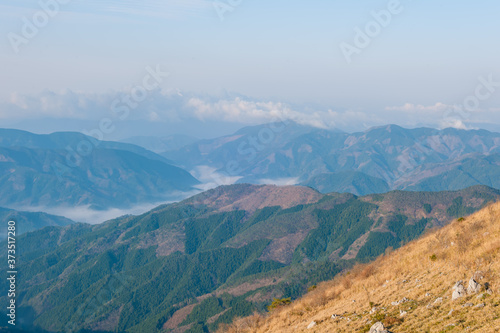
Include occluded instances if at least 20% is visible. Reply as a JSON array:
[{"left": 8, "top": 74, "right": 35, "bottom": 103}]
[
  {"left": 475, "top": 303, "right": 485, "bottom": 308},
  {"left": 452, "top": 281, "right": 466, "bottom": 301},
  {"left": 463, "top": 303, "right": 474, "bottom": 307},
  {"left": 400, "top": 310, "right": 407, "bottom": 317},
  {"left": 370, "top": 307, "right": 378, "bottom": 314},
  {"left": 448, "top": 309, "right": 455, "bottom": 316},
  {"left": 331, "top": 314, "right": 343, "bottom": 320},
  {"left": 473, "top": 271, "right": 485, "bottom": 280},
  {"left": 425, "top": 292, "right": 432, "bottom": 297},
  {"left": 307, "top": 321, "right": 317, "bottom": 329},
  {"left": 369, "top": 321, "right": 392, "bottom": 333},
  {"left": 434, "top": 297, "right": 443, "bottom": 304},
  {"left": 467, "top": 278, "right": 481, "bottom": 294},
  {"left": 392, "top": 297, "right": 411, "bottom": 306}
]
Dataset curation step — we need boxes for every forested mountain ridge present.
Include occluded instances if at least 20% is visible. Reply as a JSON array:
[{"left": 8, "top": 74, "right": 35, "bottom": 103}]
[
  {"left": 163, "top": 123, "right": 500, "bottom": 195},
  {"left": 0, "top": 129, "right": 199, "bottom": 209},
  {"left": 2, "top": 184, "right": 499, "bottom": 332},
  {"left": 0, "top": 207, "right": 74, "bottom": 238}
]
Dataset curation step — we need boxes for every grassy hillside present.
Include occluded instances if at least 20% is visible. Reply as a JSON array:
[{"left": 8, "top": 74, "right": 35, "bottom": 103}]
[
  {"left": 224, "top": 201, "right": 500, "bottom": 332},
  {"left": 2, "top": 184, "right": 499, "bottom": 332}
]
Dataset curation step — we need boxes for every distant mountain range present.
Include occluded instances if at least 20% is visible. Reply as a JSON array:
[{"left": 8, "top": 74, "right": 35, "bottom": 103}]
[
  {"left": 4, "top": 184, "right": 499, "bottom": 332},
  {"left": 120, "top": 134, "right": 199, "bottom": 154},
  {"left": 0, "top": 129, "right": 200, "bottom": 210},
  {"left": 0, "top": 207, "right": 75, "bottom": 238},
  {"left": 163, "top": 122, "right": 500, "bottom": 195},
  {"left": 3, "top": 124, "right": 500, "bottom": 213}
]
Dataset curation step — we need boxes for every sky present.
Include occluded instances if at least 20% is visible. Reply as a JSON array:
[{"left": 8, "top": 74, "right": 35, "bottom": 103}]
[{"left": 0, "top": 0, "right": 499, "bottom": 138}]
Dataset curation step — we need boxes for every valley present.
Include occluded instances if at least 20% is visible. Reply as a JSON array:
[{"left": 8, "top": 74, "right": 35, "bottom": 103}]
[{"left": 2, "top": 184, "right": 498, "bottom": 332}]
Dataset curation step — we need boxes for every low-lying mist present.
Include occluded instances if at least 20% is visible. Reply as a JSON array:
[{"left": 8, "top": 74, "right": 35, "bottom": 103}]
[{"left": 12, "top": 190, "right": 203, "bottom": 225}]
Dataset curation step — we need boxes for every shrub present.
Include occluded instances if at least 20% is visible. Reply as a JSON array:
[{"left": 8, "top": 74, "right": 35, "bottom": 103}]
[
  {"left": 383, "top": 316, "right": 403, "bottom": 327},
  {"left": 372, "top": 312, "right": 385, "bottom": 322},
  {"left": 267, "top": 298, "right": 291, "bottom": 311},
  {"left": 307, "top": 285, "right": 317, "bottom": 292}
]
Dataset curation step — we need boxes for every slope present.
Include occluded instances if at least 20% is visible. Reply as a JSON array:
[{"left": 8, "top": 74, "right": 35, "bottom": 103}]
[
  {"left": 225, "top": 201, "right": 500, "bottom": 332},
  {"left": 0, "top": 129, "right": 199, "bottom": 209},
  {"left": 2, "top": 185, "right": 499, "bottom": 332},
  {"left": 0, "top": 207, "right": 75, "bottom": 237}
]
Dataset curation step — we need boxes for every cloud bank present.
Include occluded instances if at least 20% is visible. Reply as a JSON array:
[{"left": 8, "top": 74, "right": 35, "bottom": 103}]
[{"left": 2, "top": 90, "right": 500, "bottom": 134}]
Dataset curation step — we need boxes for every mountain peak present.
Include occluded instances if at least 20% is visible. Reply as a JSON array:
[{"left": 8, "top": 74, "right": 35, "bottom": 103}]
[{"left": 186, "top": 183, "right": 323, "bottom": 213}]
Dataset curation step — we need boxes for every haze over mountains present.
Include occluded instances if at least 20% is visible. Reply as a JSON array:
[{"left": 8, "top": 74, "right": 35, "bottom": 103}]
[
  {"left": 162, "top": 122, "right": 500, "bottom": 195},
  {"left": 3, "top": 183, "right": 499, "bottom": 332},
  {"left": 0, "top": 129, "right": 199, "bottom": 214},
  {"left": 3, "top": 123, "right": 500, "bottom": 225},
  {"left": 3, "top": 1, "right": 499, "bottom": 332},
  {"left": 120, "top": 135, "right": 199, "bottom": 154},
  {"left": 2, "top": 123, "right": 500, "bottom": 332}
]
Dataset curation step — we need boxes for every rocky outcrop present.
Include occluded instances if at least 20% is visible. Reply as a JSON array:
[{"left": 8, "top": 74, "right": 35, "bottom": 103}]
[
  {"left": 467, "top": 278, "right": 481, "bottom": 294},
  {"left": 370, "top": 321, "right": 392, "bottom": 333},
  {"left": 453, "top": 276, "right": 483, "bottom": 301},
  {"left": 452, "top": 281, "right": 466, "bottom": 301},
  {"left": 391, "top": 297, "right": 411, "bottom": 306},
  {"left": 307, "top": 321, "right": 317, "bottom": 329}
]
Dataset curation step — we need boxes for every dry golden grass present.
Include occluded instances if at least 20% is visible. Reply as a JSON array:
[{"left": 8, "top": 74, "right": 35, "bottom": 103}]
[{"left": 220, "top": 202, "right": 500, "bottom": 332}]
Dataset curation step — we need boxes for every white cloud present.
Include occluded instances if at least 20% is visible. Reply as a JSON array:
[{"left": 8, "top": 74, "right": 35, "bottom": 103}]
[
  {"left": 1, "top": 90, "right": 346, "bottom": 129},
  {"left": 2, "top": 90, "right": 112, "bottom": 120},
  {"left": 440, "top": 119, "right": 468, "bottom": 130},
  {"left": 256, "top": 178, "right": 300, "bottom": 186},
  {"left": 3, "top": 90, "right": 498, "bottom": 133},
  {"left": 15, "top": 203, "right": 162, "bottom": 224},
  {"left": 385, "top": 102, "right": 473, "bottom": 129},
  {"left": 187, "top": 97, "right": 330, "bottom": 128},
  {"left": 385, "top": 102, "right": 455, "bottom": 113},
  {"left": 190, "top": 165, "right": 243, "bottom": 191}
]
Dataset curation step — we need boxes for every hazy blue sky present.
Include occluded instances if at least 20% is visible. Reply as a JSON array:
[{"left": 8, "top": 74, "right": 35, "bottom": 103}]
[{"left": 0, "top": 0, "right": 499, "bottom": 137}]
